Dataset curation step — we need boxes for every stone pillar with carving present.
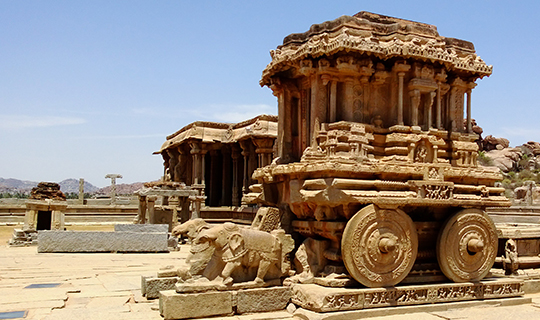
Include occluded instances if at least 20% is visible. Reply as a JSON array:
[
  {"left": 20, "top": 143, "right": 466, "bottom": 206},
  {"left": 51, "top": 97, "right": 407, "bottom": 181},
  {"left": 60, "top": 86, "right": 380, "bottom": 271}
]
[
  {"left": 136, "top": 195, "right": 147, "bottom": 224},
  {"left": 270, "top": 80, "right": 286, "bottom": 160},
  {"left": 449, "top": 77, "right": 467, "bottom": 133},
  {"left": 51, "top": 210, "right": 64, "bottom": 230},
  {"left": 231, "top": 145, "right": 241, "bottom": 206},
  {"left": 105, "top": 174, "right": 122, "bottom": 205},
  {"left": 393, "top": 62, "right": 410, "bottom": 126},
  {"left": 23, "top": 209, "right": 37, "bottom": 230},
  {"left": 78, "top": 178, "right": 84, "bottom": 204},
  {"left": 466, "top": 82, "right": 477, "bottom": 133},
  {"left": 409, "top": 90, "right": 421, "bottom": 127},
  {"left": 253, "top": 138, "right": 274, "bottom": 168},
  {"left": 190, "top": 142, "right": 207, "bottom": 186},
  {"left": 239, "top": 140, "right": 251, "bottom": 194},
  {"left": 147, "top": 196, "right": 156, "bottom": 224}
]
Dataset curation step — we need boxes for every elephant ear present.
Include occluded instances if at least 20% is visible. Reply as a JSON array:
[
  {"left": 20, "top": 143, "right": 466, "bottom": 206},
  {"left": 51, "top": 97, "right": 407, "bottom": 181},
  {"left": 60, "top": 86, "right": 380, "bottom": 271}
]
[{"left": 229, "top": 232, "right": 244, "bottom": 251}]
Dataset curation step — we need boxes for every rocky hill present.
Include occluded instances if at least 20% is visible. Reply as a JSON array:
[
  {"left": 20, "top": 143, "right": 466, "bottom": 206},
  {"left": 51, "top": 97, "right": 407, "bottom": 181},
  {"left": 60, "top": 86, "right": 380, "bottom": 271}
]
[
  {"left": 1, "top": 178, "right": 99, "bottom": 195},
  {"left": 95, "top": 183, "right": 145, "bottom": 196}
]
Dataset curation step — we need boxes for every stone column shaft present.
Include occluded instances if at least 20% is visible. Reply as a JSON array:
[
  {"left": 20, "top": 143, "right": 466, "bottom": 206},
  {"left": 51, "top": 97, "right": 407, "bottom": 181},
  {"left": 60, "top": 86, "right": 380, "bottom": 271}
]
[
  {"left": 147, "top": 197, "right": 156, "bottom": 224},
  {"left": 466, "top": 89, "right": 472, "bottom": 133},
  {"left": 137, "top": 195, "right": 147, "bottom": 224},
  {"left": 436, "top": 84, "right": 442, "bottom": 129},
  {"left": 24, "top": 209, "right": 37, "bottom": 230},
  {"left": 329, "top": 80, "right": 337, "bottom": 122}
]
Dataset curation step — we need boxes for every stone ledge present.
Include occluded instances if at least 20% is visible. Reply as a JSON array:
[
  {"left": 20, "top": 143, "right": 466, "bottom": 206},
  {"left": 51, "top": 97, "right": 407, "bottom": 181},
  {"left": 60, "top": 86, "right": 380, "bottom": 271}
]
[
  {"left": 291, "top": 279, "right": 524, "bottom": 312},
  {"left": 293, "top": 296, "right": 532, "bottom": 320},
  {"left": 142, "top": 276, "right": 179, "bottom": 299},
  {"left": 114, "top": 223, "right": 169, "bottom": 233},
  {"left": 158, "top": 286, "right": 292, "bottom": 319},
  {"left": 159, "top": 290, "right": 233, "bottom": 320},
  {"left": 37, "top": 230, "right": 168, "bottom": 253}
]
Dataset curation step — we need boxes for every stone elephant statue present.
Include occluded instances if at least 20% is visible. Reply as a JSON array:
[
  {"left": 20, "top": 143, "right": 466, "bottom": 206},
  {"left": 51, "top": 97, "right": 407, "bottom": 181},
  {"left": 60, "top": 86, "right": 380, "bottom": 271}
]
[
  {"left": 170, "top": 218, "right": 214, "bottom": 278},
  {"left": 196, "top": 222, "right": 294, "bottom": 285},
  {"left": 171, "top": 218, "right": 209, "bottom": 241}
]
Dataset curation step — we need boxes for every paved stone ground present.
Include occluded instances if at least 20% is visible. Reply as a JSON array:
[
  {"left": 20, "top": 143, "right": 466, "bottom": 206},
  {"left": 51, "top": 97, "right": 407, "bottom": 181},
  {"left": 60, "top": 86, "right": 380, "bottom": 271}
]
[{"left": 2, "top": 243, "right": 540, "bottom": 320}]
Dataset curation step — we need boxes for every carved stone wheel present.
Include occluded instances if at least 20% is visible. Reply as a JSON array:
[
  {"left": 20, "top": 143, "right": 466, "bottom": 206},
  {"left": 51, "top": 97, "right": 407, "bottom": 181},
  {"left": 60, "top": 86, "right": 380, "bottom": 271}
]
[
  {"left": 342, "top": 204, "right": 418, "bottom": 287},
  {"left": 436, "top": 208, "right": 498, "bottom": 283}
]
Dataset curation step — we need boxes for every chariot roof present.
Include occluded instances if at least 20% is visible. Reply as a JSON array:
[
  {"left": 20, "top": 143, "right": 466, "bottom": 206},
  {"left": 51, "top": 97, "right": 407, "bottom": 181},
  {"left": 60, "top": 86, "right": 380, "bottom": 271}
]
[{"left": 260, "top": 11, "right": 492, "bottom": 86}]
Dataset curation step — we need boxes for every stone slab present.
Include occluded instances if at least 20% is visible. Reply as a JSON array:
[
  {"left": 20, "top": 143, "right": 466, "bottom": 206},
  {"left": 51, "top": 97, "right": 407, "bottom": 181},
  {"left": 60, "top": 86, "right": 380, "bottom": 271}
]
[
  {"left": 236, "top": 286, "right": 291, "bottom": 314},
  {"left": 159, "top": 290, "right": 233, "bottom": 319},
  {"left": 37, "top": 231, "right": 168, "bottom": 253},
  {"left": 142, "top": 276, "right": 179, "bottom": 299},
  {"left": 292, "top": 296, "right": 533, "bottom": 320},
  {"left": 114, "top": 224, "right": 169, "bottom": 233},
  {"left": 291, "top": 279, "right": 525, "bottom": 312}
]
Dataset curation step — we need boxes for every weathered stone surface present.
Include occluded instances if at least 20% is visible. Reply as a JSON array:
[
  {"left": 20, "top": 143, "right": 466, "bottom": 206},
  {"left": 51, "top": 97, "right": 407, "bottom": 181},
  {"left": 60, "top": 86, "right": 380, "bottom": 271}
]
[
  {"left": 114, "top": 223, "right": 168, "bottom": 233},
  {"left": 236, "top": 286, "right": 291, "bottom": 314},
  {"left": 37, "top": 230, "right": 168, "bottom": 253},
  {"left": 291, "top": 279, "right": 524, "bottom": 313},
  {"left": 142, "top": 276, "right": 179, "bottom": 299},
  {"left": 159, "top": 290, "right": 233, "bottom": 319}
]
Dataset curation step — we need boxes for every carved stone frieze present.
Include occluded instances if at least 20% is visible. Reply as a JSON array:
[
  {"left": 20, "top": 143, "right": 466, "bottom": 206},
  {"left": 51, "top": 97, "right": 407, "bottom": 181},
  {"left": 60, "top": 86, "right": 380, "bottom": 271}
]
[{"left": 291, "top": 279, "right": 523, "bottom": 312}]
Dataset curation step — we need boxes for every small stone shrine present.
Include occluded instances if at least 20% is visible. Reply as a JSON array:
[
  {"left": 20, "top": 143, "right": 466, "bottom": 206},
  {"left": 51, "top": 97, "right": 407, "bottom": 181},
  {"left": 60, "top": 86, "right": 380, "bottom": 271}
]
[
  {"left": 153, "top": 11, "right": 525, "bottom": 320},
  {"left": 9, "top": 182, "right": 67, "bottom": 246}
]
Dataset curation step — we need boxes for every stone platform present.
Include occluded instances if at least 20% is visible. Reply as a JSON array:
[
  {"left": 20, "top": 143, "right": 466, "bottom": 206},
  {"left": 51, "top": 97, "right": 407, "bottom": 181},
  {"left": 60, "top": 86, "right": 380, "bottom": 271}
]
[
  {"left": 290, "top": 279, "right": 524, "bottom": 312},
  {"left": 157, "top": 278, "right": 524, "bottom": 319}
]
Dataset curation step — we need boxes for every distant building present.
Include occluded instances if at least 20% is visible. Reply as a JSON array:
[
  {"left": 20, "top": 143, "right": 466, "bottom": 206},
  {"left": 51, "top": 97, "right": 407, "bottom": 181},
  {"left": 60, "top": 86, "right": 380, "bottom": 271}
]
[{"left": 155, "top": 114, "right": 277, "bottom": 208}]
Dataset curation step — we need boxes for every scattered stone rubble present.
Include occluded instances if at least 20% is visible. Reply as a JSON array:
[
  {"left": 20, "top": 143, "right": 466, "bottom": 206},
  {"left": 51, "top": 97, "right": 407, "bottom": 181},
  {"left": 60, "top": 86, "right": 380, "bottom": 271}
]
[{"left": 30, "top": 182, "right": 66, "bottom": 200}]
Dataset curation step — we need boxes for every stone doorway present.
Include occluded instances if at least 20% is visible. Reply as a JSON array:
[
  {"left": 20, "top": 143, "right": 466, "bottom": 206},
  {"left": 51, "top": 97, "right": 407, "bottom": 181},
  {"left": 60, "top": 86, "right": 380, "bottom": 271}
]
[{"left": 36, "top": 211, "right": 52, "bottom": 230}]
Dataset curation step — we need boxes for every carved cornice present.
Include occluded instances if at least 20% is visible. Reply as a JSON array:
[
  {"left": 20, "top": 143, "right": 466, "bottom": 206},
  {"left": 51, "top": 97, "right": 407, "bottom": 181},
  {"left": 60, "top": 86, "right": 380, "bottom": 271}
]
[{"left": 261, "top": 12, "right": 492, "bottom": 87}]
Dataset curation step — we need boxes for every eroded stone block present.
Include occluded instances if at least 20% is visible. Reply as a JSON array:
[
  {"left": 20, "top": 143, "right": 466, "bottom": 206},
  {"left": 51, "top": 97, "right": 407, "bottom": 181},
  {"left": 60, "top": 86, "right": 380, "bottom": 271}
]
[
  {"left": 236, "top": 286, "right": 291, "bottom": 314},
  {"left": 159, "top": 290, "right": 233, "bottom": 319},
  {"left": 37, "top": 231, "right": 168, "bottom": 253},
  {"left": 142, "top": 276, "right": 179, "bottom": 299}
]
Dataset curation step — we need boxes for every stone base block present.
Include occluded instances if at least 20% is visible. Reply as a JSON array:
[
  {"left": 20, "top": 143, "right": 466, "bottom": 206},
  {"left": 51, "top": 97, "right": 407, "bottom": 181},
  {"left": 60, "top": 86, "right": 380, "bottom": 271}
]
[
  {"left": 115, "top": 224, "right": 169, "bottom": 233},
  {"left": 159, "top": 290, "right": 233, "bottom": 320},
  {"left": 37, "top": 231, "right": 168, "bottom": 253},
  {"left": 142, "top": 276, "right": 179, "bottom": 299},
  {"left": 237, "top": 286, "right": 291, "bottom": 314},
  {"left": 291, "top": 279, "right": 525, "bottom": 313},
  {"left": 159, "top": 286, "right": 291, "bottom": 319}
]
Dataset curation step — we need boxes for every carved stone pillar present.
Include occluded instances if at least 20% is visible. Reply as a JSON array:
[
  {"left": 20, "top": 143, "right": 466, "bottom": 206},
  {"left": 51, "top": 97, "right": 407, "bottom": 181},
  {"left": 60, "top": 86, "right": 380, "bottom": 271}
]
[
  {"left": 253, "top": 138, "right": 274, "bottom": 168},
  {"left": 137, "top": 195, "right": 147, "bottom": 224},
  {"left": 231, "top": 145, "right": 241, "bottom": 206},
  {"left": 270, "top": 81, "right": 285, "bottom": 160},
  {"left": 466, "top": 89, "right": 472, "bottom": 133},
  {"left": 239, "top": 140, "right": 251, "bottom": 194},
  {"left": 410, "top": 90, "right": 421, "bottom": 127},
  {"left": 24, "top": 209, "right": 37, "bottom": 230},
  {"left": 147, "top": 196, "right": 156, "bottom": 224},
  {"left": 426, "top": 91, "right": 436, "bottom": 129},
  {"left": 329, "top": 80, "right": 338, "bottom": 122},
  {"left": 466, "top": 82, "right": 476, "bottom": 134},
  {"left": 221, "top": 146, "right": 231, "bottom": 206},
  {"left": 189, "top": 142, "right": 207, "bottom": 186},
  {"left": 51, "top": 210, "right": 64, "bottom": 230},
  {"left": 208, "top": 149, "right": 219, "bottom": 206},
  {"left": 78, "top": 178, "right": 84, "bottom": 204},
  {"left": 435, "top": 71, "right": 447, "bottom": 130},
  {"left": 393, "top": 62, "right": 410, "bottom": 126},
  {"left": 166, "top": 148, "right": 180, "bottom": 182},
  {"left": 449, "top": 77, "right": 467, "bottom": 132}
]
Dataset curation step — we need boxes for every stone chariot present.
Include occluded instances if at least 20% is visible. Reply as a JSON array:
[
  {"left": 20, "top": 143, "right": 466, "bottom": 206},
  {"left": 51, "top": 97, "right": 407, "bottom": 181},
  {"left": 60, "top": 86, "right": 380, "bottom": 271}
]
[{"left": 253, "top": 11, "right": 511, "bottom": 288}]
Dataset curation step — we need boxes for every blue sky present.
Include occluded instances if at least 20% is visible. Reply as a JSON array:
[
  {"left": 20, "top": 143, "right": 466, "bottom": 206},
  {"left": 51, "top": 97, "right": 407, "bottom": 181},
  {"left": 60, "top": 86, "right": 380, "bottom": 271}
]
[{"left": 1, "top": 1, "right": 539, "bottom": 187}]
